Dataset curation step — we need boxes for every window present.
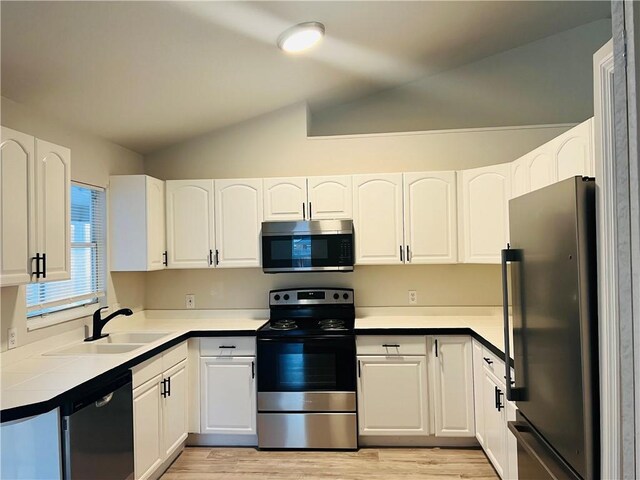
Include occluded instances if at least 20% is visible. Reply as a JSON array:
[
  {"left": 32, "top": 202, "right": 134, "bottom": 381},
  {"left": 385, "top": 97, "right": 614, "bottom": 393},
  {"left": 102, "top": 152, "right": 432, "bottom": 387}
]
[{"left": 27, "top": 183, "right": 106, "bottom": 328}]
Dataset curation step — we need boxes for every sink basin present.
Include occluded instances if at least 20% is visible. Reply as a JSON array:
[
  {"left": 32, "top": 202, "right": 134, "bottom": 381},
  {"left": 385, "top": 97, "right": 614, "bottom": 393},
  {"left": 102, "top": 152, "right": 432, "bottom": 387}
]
[
  {"left": 102, "top": 332, "right": 170, "bottom": 344},
  {"left": 45, "top": 343, "right": 143, "bottom": 356}
]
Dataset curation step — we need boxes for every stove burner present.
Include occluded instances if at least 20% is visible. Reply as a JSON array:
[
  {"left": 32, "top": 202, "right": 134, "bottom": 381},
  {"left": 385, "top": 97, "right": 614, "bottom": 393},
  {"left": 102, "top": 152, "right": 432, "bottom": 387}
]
[
  {"left": 319, "top": 319, "right": 347, "bottom": 331},
  {"left": 270, "top": 320, "right": 298, "bottom": 331}
]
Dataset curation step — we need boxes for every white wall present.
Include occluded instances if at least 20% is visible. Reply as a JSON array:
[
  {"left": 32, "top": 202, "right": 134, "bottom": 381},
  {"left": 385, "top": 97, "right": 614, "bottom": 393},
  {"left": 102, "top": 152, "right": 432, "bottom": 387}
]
[
  {"left": 0, "top": 97, "right": 146, "bottom": 352},
  {"left": 310, "top": 20, "right": 611, "bottom": 136},
  {"left": 144, "top": 103, "right": 572, "bottom": 310}
]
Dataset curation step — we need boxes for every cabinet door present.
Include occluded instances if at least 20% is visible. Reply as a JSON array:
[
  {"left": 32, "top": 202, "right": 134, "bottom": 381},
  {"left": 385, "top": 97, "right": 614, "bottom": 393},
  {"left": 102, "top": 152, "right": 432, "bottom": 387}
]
[
  {"left": 166, "top": 180, "right": 215, "bottom": 269},
  {"left": 133, "top": 376, "right": 163, "bottom": 480},
  {"left": 146, "top": 176, "right": 166, "bottom": 271},
  {"left": 34, "top": 139, "right": 71, "bottom": 281},
  {"left": 510, "top": 154, "right": 530, "bottom": 199},
  {"left": 357, "top": 355, "right": 428, "bottom": 435},
  {"left": 263, "top": 177, "right": 307, "bottom": 221},
  {"left": 472, "top": 340, "right": 486, "bottom": 447},
  {"left": 200, "top": 357, "right": 256, "bottom": 435},
  {"left": 215, "top": 179, "right": 263, "bottom": 268},
  {"left": 483, "top": 370, "right": 507, "bottom": 478},
  {"left": 528, "top": 150, "right": 556, "bottom": 192},
  {"left": 307, "top": 175, "right": 353, "bottom": 220},
  {"left": 431, "top": 336, "right": 475, "bottom": 437},
  {"left": 0, "top": 127, "right": 34, "bottom": 286},
  {"left": 554, "top": 119, "right": 593, "bottom": 181},
  {"left": 458, "top": 164, "right": 511, "bottom": 263},
  {"left": 163, "top": 360, "right": 188, "bottom": 458},
  {"left": 403, "top": 172, "right": 457, "bottom": 263},
  {"left": 352, "top": 174, "right": 404, "bottom": 264}
]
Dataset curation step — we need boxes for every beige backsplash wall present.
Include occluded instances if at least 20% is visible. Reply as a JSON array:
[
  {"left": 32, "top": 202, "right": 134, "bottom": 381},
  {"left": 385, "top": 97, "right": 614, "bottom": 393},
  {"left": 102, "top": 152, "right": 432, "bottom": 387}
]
[
  {"left": 145, "top": 265, "right": 501, "bottom": 310},
  {"left": 0, "top": 97, "right": 146, "bottom": 352},
  {"left": 144, "top": 103, "right": 571, "bottom": 310}
]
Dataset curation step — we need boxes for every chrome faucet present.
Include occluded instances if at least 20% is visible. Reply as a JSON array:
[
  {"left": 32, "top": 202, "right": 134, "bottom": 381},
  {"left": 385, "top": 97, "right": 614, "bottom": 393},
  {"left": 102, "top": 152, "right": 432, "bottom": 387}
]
[{"left": 85, "top": 306, "right": 133, "bottom": 341}]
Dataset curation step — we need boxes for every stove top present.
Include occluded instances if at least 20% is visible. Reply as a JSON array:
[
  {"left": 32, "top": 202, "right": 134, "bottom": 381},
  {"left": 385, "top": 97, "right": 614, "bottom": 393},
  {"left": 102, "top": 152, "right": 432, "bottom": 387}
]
[{"left": 258, "top": 288, "right": 355, "bottom": 337}]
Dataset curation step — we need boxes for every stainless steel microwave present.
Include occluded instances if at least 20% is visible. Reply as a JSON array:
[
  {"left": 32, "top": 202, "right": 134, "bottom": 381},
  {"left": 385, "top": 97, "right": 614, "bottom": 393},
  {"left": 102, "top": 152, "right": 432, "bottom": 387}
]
[{"left": 261, "top": 220, "right": 354, "bottom": 273}]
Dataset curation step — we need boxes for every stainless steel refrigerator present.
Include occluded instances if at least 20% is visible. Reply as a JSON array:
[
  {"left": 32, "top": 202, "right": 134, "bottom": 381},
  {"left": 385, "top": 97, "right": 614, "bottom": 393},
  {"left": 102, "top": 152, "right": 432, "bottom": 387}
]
[{"left": 502, "top": 176, "right": 599, "bottom": 480}]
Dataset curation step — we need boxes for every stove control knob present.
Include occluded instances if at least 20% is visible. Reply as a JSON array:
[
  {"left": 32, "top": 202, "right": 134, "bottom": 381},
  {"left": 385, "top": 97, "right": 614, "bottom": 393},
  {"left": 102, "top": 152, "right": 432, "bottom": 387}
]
[
  {"left": 283, "top": 294, "right": 290, "bottom": 301},
  {"left": 274, "top": 294, "right": 281, "bottom": 301},
  {"left": 343, "top": 293, "right": 349, "bottom": 300},
  {"left": 333, "top": 293, "right": 340, "bottom": 300}
]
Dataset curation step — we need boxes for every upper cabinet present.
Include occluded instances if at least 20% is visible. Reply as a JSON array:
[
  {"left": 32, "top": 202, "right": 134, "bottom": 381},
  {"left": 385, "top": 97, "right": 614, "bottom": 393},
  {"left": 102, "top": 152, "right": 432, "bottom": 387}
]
[
  {"left": 110, "top": 175, "right": 167, "bottom": 271},
  {"left": 215, "top": 178, "right": 263, "bottom": 268},
  {"left": 353, "top": 174, "right": 404, "bottom": 264},
  {"left": 511, "top": 119, "right": 593, "bottom": 199},
  {"left": 1, "top": 127, "right": 71, "bottom": 286},
  {"left": 403, "top": 172, "right": 457, "bottom": 264},
  {"left": 458, "top": 164, "right": 511, "bottom": 264},
  {"left": 307, "top": 175, "right": 353, "bottom": 220},
  {"left": 166, "top": 180, "right": 215, "bottom": 269},
  {"left": 263, "top": 175, "right": 352, "bottom": 221}
]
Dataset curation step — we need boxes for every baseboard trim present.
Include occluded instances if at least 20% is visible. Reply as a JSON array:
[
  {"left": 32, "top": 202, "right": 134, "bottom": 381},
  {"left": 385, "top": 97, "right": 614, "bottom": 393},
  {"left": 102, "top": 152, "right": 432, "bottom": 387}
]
[
  {"left": 188, "top": 433, "right": 258, "bottom": 447},
  {"left": 358, "top": 435, "right": 479, "bottom": 448}
]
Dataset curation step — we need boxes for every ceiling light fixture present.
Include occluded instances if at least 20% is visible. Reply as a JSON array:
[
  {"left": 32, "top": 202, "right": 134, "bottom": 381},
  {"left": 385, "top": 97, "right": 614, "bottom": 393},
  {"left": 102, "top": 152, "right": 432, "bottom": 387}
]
[{"left": 277, "top": 22, "right": 325, "bottom": 53}]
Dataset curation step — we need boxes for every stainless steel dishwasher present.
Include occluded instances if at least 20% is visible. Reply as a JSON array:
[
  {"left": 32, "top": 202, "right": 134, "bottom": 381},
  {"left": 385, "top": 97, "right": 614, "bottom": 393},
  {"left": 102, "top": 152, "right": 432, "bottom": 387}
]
[{"left": 61, "top": 371, "right": 134, "bottom": 480}]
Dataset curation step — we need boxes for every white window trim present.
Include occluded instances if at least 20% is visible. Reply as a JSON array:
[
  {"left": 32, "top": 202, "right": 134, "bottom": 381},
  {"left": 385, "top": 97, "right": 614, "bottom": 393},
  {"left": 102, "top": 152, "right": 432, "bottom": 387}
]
[{"left": 26, "top": 181, "right": 107, "bottom": 330}]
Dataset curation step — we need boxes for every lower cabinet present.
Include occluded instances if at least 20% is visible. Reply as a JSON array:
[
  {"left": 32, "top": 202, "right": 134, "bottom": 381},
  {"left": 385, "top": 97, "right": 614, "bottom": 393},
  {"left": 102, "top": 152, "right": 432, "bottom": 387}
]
[
  {"left": 199, "top": 337, "right": 257, "bottom": 439},
  {"left": 132, "top": 342, "right": 188, "bottom": 480},
  {"left": 429, "top": 335, "right": 475, "bottom": 437},
  {"left": 483, "top": 369, "right": 507, "bottom": 478},
  {"left": 357, "top": 354, "right": 429, "bottom": 435}
]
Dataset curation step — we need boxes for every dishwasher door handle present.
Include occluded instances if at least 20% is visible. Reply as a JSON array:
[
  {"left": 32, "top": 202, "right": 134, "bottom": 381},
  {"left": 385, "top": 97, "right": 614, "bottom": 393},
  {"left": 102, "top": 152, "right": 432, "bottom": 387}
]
[{"left": 95, "top": 393, "right": 114, "bottom": 408}]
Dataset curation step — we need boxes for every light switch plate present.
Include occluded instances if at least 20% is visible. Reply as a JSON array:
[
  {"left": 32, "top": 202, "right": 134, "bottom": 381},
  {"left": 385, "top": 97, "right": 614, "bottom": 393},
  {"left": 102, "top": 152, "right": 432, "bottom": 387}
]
[
  {"left": 186, "top": 294, "right": 195, "bottom": 309},
  {"left": 408, "top": 290, "right": 417, "bottom": 305},
  {"left": 7, "top": 328, "right": 17, "bottom": 349}
]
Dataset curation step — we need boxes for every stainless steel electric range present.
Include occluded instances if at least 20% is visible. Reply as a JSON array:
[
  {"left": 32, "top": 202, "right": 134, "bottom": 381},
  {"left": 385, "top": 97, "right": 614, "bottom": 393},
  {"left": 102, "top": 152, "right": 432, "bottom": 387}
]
[{"left": 256, "top": 288, "right": 357, "bottom": 450}]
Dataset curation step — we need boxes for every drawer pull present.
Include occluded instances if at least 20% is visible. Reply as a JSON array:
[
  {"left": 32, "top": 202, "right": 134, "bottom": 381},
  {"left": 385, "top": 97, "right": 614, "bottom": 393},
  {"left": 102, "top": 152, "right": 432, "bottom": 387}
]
[
  {"left": 382, "top": 344, "right": 400, "bottom": 348},
  {"left": 219, "top": 345, "right": 236, "bottom": 349},
  {"left": 483, "top": 357, "right": 494, "bottom": 365}
]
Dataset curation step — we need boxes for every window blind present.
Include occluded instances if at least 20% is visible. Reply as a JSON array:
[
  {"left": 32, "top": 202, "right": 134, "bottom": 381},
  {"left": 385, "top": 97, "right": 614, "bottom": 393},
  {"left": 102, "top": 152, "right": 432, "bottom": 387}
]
[{"left": 27, "top": 183, "right": 106, "bottom": 317}]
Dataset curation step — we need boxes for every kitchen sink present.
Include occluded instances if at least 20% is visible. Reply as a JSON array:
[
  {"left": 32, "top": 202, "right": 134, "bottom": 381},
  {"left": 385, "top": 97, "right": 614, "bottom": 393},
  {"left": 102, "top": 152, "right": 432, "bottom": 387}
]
[
  {"left": 102, "top": 332, "right": 170, "bottom": 344},
  {"left": 45, "top": 343, "right": 143, "bottom": 356}
]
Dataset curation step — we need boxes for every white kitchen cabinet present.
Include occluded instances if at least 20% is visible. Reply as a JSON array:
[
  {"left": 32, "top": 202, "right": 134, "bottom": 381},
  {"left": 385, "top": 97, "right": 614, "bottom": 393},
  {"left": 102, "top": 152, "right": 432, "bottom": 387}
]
[
  {"left": 307, "top": 175, "right": 353, "bottom": 220},
  {"left": 554, "top": 119, "right": 593, "bottom": 181},
  {"left": 430, "top": 336, "right": 475, "bottom": 437},
  {"left": 483, "top": 369, "right": 507, "bottom": 478},
  {"left": 110, "top": 175, "right": 166, "bottom": 271},
  {"left": 472, "top": 339, "right": 486, "bottom": 447},
  {"left": 162, "top": 360, "right": 188, "bottom": 458},
  {"left": 166, "top": 180, "right": 215, "bottom": 269},
  {"left": 200, "top": 356, "right": 256, "bottom": 435},
  {"left": 506, "top": 400, "right": 518, "bottom": 480},
  {"left": 0, "top": 128, "right": 71, "bottom": 285},
  {"left": 352, "top": 173, "right": 404, "bottom": 264},
  {"left": 0, "top": 127, "right": 34, "bottom": 286},
  {"left": 357, "top": 355, "right": 429, "bottom": 435},
  {"left": 133, "top": 375, "right": 163, "bottom": 480},
  {"left": 132, "top": 343, "right": 188, "bottom": 480},
  {"left": 403, "top": 171, "right": 457, "bottom": 264},
  {"left": 263, "top": 177, "right": 307, "bottom": 221},
  {"left": 458, "top": 164, "right": 511, "bottom": 263},
  {"left": 263, "top": 175, "right": 353, "bottom": 221},
  {"left": 35, "top": 139, "right": 71, "bottom": 281},
  {"left": 215, "top": 178, "right": 262, "bottom": 268}
]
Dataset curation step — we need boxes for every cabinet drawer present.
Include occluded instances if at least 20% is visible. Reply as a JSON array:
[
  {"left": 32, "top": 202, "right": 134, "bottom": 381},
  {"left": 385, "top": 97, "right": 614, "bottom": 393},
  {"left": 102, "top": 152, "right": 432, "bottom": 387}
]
[
  {"left": 200, "top": 337, "right": 256, "bottom": 356},
  {"left": 356, "top": 335, "right": 427, "bottom": 356},
  {"left": 132, "top": 355, "right": 163, "bottom": 389},
  {"left": 481, "top": 347, "right": 515, "bottom": 386},
  {"left": 162, "top": 341, "right": 188, "bottom": 371}
]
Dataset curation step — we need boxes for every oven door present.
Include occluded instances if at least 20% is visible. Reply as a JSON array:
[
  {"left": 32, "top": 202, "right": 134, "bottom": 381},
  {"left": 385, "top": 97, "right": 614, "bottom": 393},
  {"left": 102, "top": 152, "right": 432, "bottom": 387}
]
[
  {"left": 257, "top": 336, "right": 356, "bottom": 393},
  {"left": 261, "top": 233, "right": 353, "bottom": 272}
]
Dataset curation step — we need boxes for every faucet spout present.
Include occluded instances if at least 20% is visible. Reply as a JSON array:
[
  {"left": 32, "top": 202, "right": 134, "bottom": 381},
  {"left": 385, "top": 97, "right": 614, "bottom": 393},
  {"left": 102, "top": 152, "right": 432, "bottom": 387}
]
[{"left": 85, "top": 306, "right": 133, "bottom": 341}]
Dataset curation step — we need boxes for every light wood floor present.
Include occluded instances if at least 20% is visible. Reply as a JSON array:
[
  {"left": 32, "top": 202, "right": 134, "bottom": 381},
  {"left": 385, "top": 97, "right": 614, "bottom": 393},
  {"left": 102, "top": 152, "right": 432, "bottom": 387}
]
[{"left": 161, "top": 447, "right": 498, "bottom": 479}]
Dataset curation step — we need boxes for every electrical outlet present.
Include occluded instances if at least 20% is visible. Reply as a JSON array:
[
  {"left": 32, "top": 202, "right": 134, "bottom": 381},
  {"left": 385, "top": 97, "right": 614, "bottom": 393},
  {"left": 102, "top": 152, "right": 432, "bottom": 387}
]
[
  {"left": 185, "top": 294, "right": 195, "bottom": 309},
  {"left": 8, "top": 328, "right": 17, "bottom": 349},
  {"left": 408, "top": 290, "right": 417, "bottom": 305}
]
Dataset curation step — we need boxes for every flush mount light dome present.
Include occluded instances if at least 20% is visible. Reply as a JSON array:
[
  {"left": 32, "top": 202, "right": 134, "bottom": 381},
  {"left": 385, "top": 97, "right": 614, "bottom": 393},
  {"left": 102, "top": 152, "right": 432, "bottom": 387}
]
[{"left": 277, "top": 22, "right": 325, "bottom": 53}]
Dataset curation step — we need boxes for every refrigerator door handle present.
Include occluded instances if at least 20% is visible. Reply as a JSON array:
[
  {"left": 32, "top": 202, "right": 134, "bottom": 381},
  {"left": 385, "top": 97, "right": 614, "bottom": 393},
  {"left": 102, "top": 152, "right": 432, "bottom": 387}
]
[{"left": 502, "top": 245, "right": 523, "bottom": 402}]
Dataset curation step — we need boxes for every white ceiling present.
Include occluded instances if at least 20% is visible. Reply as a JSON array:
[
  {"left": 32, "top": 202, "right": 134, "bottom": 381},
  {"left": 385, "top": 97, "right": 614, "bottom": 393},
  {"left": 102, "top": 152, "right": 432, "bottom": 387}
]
[{"left": 1, "top": 1, "right": 610, "bottom": 154}]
